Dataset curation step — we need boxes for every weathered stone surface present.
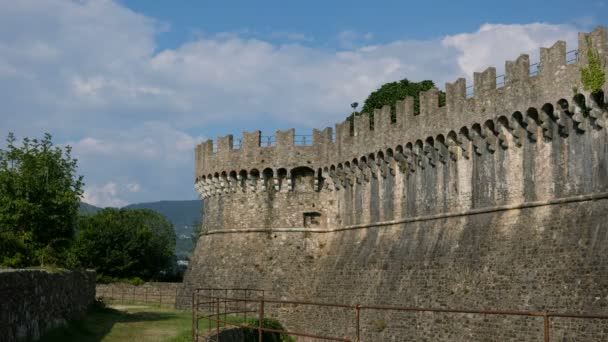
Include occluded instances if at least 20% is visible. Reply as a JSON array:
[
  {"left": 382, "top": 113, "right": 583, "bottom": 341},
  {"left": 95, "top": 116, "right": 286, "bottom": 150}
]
[
  {"left": 0, "top": 269, "right": 96, "bottom": 342},
  {"left": 181, "top": 26, "right": 608, "bottom": 341}
]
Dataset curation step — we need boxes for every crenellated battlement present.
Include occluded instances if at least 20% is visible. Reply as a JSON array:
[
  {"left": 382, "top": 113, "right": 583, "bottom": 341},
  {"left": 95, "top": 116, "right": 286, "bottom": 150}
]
[{"left": 195, "top": 26, "right": 608, "bottom": 200}]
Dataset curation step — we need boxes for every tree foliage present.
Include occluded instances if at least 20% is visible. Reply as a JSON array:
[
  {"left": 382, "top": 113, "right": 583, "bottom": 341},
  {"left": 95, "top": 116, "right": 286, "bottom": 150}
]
[
  {"left": 73, "top": 208, "right": 176, "bottom": 280},
  {"left": 581, "top": 36, "right": 606, "bottom": 95},
  {"left": 349, "top": 79, "right": 446, "bottom": 131},
  {"left": 362, "top": 79, "right": 445, "bottom": 115},
  {"left": 0, "top": 132, "right": 83, "bottom": 267}
]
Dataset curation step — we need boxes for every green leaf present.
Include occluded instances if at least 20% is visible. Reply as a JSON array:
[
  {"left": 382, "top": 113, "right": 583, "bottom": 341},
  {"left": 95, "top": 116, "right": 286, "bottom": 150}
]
[
  {"left": 0, "top": 132, "right": 84, "bottom": 268},
  {"left": 73, "top": 208, "right": 176, "bottom": 280},
  {"left": 581, "top": 36, "right": 606, "bottom": 95}
]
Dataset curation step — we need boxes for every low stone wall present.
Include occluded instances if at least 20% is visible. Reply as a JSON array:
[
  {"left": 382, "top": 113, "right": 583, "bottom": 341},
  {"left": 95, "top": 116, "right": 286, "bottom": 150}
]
[
  {"left": 0, "top": 269, "right": 96, "bottom": 342},
  {"left": 96, "top": 282, "right": 188, "bottom": 308}
]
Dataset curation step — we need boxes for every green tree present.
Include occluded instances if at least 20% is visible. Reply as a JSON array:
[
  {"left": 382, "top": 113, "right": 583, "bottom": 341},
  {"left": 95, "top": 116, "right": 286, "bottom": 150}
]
[
  {"left": 73, "top": 208, "right": 176, "bottom": 280},
  {"left": 0, "top": 132, "right": 83, "bottom": 267},
  {"left": 349, "top": 79, "right": 446, "bottom": 130}
]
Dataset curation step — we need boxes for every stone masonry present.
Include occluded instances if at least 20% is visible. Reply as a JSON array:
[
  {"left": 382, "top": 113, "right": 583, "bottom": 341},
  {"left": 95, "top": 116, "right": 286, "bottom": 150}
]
[
  {"left": 0, "top": 269, "right": 96, "bottom": 342},
  {"left": 180, "top": 26, "right": 608, "bottom": 341}
]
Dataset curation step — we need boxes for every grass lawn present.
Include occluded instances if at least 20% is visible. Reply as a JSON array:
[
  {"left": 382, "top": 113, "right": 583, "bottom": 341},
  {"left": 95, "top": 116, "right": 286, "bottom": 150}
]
[{"left": 39, "top": 302, "right": 204, "bottom": 342}]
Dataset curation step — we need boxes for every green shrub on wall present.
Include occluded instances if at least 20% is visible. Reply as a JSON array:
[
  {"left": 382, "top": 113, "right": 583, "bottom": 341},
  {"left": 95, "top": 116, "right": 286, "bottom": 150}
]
[{"left": 581, "top": 36, "right": 606, "bottom": 95}]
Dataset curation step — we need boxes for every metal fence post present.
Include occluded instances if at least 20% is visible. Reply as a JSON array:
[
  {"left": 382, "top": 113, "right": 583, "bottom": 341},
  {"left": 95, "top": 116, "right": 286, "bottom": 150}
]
[
  {"left": 224, "top": 289, "right": 228, "bottom": 329},
  {"left": 244, "top": 289, "right": 248, "bottom": 322},
  {"left": 145, "top": 287, "right": 148, "bottom": 303},
  {"left": 259, "top": 298, "right": 264, "bottom": 342},
  {"left": 160, "top": 288, "right": 163, "bottom": 306},
  {"left": 192, "top": 290, "right": 198, "bottom": 342},
  {"left": 355, "top": 304, "right": 360, "bottom": 342},
  {"left": 544, "top": 312, "right": 550, "bottom": 342},
  {"left": 216, "top": 297, "right": 221, "bottom": 342}
]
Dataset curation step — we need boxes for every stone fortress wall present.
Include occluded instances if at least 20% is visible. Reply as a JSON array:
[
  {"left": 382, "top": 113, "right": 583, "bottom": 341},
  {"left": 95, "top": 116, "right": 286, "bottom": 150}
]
[{"left": 181, "top": 27, "right": 608, "bottom": 341}]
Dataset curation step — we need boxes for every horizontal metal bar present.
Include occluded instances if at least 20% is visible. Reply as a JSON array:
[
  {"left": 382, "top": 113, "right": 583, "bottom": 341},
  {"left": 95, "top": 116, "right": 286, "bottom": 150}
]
[
  {"left": 199, "top": 310, "right": 258, "bottom": 316},
  {"left": 263, "top": 298, "right": 355, "bottom": 309},
  {"left": 549, "top": 313, "right": 608, "bottom": 320},
  {"left": 360, "top": 305, "right": 546, "bottom": 317},
  {"left": 195, "top": 287, "right": 264, "bottom": 292},
  {"left": 197, "top": 295, "right": 355, "bottom": 309},
  {"left": 196, "top": 299, "right": 256, "bottom": 306}
]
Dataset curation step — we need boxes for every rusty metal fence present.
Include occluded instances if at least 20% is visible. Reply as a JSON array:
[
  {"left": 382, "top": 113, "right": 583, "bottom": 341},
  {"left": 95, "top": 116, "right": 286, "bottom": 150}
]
[
  {"left": 193, "top": 288, "right": 267, "bottom": 341},
  {"left": 192, "top": 288, "right": 608, "bottom": 342}
]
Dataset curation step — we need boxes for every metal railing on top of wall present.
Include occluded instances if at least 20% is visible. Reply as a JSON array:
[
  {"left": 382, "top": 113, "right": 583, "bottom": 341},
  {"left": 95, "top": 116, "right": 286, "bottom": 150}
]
[
  {"left": 465, "top": 48, "right": 580, "bottom": 99},
  {"left": 214, "top": 134, "right": 314, "bottom": 151}
]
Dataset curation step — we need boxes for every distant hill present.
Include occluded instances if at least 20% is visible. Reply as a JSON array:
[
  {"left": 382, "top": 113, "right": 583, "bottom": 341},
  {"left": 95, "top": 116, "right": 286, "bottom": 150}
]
[
  {"left": 78, "top": 200, "right": 203, "bottom": 259},
  {"left": 79, "top": 202, "right": 102, "bottom": 215},
  {"left": 124, "top": 200, "right": 203, "bottom": 259},
  {"left": 124, "top": 200, "right": 202, "bottom": 229}
]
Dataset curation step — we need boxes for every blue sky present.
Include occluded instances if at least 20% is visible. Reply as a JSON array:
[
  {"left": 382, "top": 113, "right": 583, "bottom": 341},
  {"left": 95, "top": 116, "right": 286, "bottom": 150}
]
[
  {"left": 0, "top": 0, "right": 605, "bottom": 206},
  {"left": 120, "top": 0, "right": 598, "bottom": 47}
]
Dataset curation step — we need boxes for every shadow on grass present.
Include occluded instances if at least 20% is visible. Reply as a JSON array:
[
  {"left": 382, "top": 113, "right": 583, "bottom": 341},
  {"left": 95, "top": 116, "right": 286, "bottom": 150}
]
[{"left": 37, "top": 301, "right": 187, "bottom": 342}]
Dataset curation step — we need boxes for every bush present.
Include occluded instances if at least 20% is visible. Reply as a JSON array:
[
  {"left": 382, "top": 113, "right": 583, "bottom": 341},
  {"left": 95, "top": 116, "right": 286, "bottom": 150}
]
[{"left": 0, "top": 231, "right": 33, "bottom": 267}]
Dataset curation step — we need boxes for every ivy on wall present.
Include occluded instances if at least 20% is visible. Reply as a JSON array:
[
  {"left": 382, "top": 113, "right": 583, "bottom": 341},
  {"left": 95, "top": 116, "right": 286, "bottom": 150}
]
[{"left": 581, "top": 36, "right": 606, "bottom": 95}]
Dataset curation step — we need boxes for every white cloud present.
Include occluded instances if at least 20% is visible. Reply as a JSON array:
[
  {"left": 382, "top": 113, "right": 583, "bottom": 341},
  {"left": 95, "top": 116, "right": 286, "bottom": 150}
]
[
  {"left": 68, "top": 122, "right": 203, "bottom": 162},
  {"left": 65, "top": 122, "right": 204, "bottom": 204},
  {"left": 127, "top": 183, "right": 141, "bottom": 193},
  {"left": 82, "top": 182, "right": 127, "bottom": 208},
  {"left": 337, "top": 30, "right": 374, "bottom": 49},
  {"left": 83, "top": 181, "right": 140, "bottom": 207},
  {"left": 0, "top": 1, "right": 583, "bottom": 132},
  {"left": 0, "top": 0, "right": 586, "bottom": 204},
  {"left": 442, "top": 23, "right": 579, "bottom": 78}
]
